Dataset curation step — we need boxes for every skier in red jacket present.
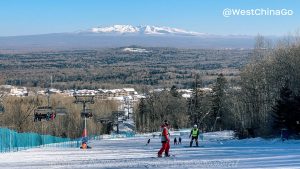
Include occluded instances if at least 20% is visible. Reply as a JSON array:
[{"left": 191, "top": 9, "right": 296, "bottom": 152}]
[{"left": 158, "top": 120, "right": 170, "bottom": 157}]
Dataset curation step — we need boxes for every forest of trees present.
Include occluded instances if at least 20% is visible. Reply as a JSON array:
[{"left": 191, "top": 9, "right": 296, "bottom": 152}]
[
  {"left": 0, "top": 48, "right": 249, "bottom": 90},
  {"left": 135, "top": 73, "right": 235, "bottom": 133},
  {"left": 136, "top": 35, "right": 300, "bottom": 138},
  {"left": 0, "top": 95, "right": 118, "bottom": 138}
]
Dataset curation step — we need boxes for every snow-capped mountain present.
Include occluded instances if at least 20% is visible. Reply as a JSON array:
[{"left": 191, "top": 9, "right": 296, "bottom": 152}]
[
  {"left": 0, "top": 25, "right": 259, "bottom": 51},
  {"left": 90, "top": 25, "right": 204, "bottom": 36}
]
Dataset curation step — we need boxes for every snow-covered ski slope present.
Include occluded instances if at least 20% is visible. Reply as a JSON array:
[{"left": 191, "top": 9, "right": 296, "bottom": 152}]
[{"left": 0, "top": 130, "right": 300, "bottom": 169}]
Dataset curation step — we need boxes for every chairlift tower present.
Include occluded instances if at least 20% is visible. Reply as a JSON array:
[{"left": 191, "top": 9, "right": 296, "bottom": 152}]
[
  {"left": 0, "top": 93, "right": 6, "bottom": 115},
  {"left": 97, "top": 118, "right": 113, "bottom": 134},
  {"left": 97, "top": 111, "right": 125, "bottom": 135},
  {"left": 112, "top": 111, "right": 125, "bottom": 134},
  {"left": 124, "top": 97, "right": 133, "bottom": 119},
  {"left": 73, "top": 92, "right": 95, "bottom": 149}
]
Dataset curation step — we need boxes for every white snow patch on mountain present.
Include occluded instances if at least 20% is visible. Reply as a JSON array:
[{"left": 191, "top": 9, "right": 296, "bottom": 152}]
[
  {"left": 90, "top": 25, "right": 205, "bottom": 36},
  {"left": 122, "top": 47, "right": 149, "bottom": 53},
  {"left": 91, "top": 25, "right": 139, "bottom": 34}
]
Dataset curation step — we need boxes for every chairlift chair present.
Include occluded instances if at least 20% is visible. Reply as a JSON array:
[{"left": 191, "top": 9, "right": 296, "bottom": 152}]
[
  {"left": 97, "top": 118, "right": 112, "bottom": 124},
  {"left": 55, "top": 107, "right": 67, "bottom": 116},
  {"left": 81, "top": 108, "right": 93, "bottom": 118},
  {"left": 34, "top": 106, "right": 56, "bottom": 122},
  {"left": 112, "top": 111, "right": 125, "bottom": 117},
  {"left": 73, "top": 95, "right": 95, "bottom": 104}
]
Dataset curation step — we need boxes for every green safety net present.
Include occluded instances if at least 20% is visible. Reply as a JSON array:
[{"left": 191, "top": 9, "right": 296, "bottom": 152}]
[{"left": 0, "top": 128, "right": 80, "bottom": 153}]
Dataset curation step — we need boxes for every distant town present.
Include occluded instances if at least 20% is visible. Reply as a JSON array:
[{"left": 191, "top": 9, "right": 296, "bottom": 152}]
[{"left": 0, "top": 84, "right": 216, "bottom": 100}]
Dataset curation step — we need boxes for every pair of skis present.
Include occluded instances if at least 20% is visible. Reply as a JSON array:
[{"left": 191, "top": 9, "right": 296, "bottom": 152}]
[{"left": 154, "top": 154, "right": 176, "bottom": 158}]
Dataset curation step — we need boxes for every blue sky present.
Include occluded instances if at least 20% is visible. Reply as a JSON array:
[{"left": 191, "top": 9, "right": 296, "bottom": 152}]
[{"left": 0, "top": 0, "right": 299, "bottom": 36}]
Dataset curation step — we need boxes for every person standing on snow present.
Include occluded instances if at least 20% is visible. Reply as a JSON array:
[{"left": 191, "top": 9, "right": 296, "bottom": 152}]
[
  {"left": 174, "top": 137, "right": 177, "bottom": 145},
  {"left": 189, "top": 124, "right": 200, "bottom": 147},
  {"left": 146, "top": 138, "right": 151, "bottom": 146},
  {"left": 158, "top": 120, "right": 171, "bottom": 157},
  {"left": 178, "top": 137, "right": 182, "bottom": 144}
]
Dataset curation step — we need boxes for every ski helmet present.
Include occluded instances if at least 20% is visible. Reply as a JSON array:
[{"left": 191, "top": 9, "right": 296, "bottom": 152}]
[{"left": 164, "top": 120, "right": 169, "bottom": 125}]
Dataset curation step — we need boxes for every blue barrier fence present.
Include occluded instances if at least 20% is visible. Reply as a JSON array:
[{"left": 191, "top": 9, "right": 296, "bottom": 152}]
[{"left": 0, "top": 128, "right": 80, "bottom": 153}]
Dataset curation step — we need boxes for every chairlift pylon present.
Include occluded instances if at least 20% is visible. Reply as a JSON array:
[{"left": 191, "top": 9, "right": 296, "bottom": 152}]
[
  {"left": 0, "top": 93, "right": 6, "bottom": 114},
  {"left": 0, "top": 104, "right": 4, "bottom": 114}
]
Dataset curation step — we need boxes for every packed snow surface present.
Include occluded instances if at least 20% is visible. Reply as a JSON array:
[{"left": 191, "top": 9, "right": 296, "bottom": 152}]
[{"left": 0, "top": 130, "right": 300, "bottom": 169}]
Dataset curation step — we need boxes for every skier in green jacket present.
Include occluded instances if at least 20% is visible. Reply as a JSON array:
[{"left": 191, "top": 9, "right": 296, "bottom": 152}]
[{"left": 189, "top": 124, "right": 200, "bottom": 147}]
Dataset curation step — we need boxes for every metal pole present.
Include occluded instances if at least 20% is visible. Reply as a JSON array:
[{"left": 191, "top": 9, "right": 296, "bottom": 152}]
[
  {"left": 84, "top": 102, "right": 87, "bottom": 136},
  {"left": 116, "top": 112, "right": 119, "bottom": 134},
  {"left": 117, "top": 121, "right": 119, "bottom": 134},
  {"left": 84, "top": 117, "right": 87, "bottom": 133},
  {"left": 127, "top": 102, "right": 130, "bottom": 119},
  {"left": 42, "top": 122, "right": 44, "bottom": 145},
  {"left": 46, "top": 89, "right": 50, "bottom": 107},
  {"left": 9, "top": 130, "right": 12, "bottom": 151},
  {"left": 83, "top": 101, "right": 88, "bottom": 146},
  {"left": 126, "top": 99, "right": 128, "bottom": 119}
]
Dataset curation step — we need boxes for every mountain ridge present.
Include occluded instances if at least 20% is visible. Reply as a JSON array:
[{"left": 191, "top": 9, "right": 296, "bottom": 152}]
[
  {"left": 88, "top": 25, "right": 206, "bottom": 36},
  {"left": 0, "top": 25, "right": 262, "bottom": 52}
]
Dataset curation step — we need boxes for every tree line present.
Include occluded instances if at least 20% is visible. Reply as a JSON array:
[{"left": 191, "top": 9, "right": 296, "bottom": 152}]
[
  {"left": 135, "top": 73, "right": 234, "bottom": 133},
  {"left": 136, "top": 35, "right": 300, "bottom": 138},
  {"left": 0, "top": 95, "right": 118, "bottom": 138}
]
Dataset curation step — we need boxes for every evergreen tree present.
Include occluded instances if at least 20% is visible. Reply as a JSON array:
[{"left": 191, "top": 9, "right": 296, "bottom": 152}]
[
  {"left": 293, "top": 94, "right": 300, "bottom": 134},
  {"left": 170, "top": 85, "right": 179, "bottom": 97},
  {"left": 211, "top": 73, "right": 228, "bottom": 131},
  {"left": 188, "top": 74, "right": 204, "bottom": 127},
  {"left": 272, "top": 83, "right": 293, "bottom": 133},
  {"left": 136, "top": 98, "right": 147, "bottom": 132}
]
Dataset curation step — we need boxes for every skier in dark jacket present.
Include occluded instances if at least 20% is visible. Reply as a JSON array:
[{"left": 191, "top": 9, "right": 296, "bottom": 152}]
[
  {"left": 189, "top": 124, "right": 200, "bottom": 147},
  {"left": 146, "top": 138, "right": 151, "bottom": 145}
]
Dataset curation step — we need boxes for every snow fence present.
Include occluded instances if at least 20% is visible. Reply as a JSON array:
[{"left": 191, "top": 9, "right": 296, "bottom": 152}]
[{"left": 0, "top": 128, "right": 80, "bottom": 153}]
